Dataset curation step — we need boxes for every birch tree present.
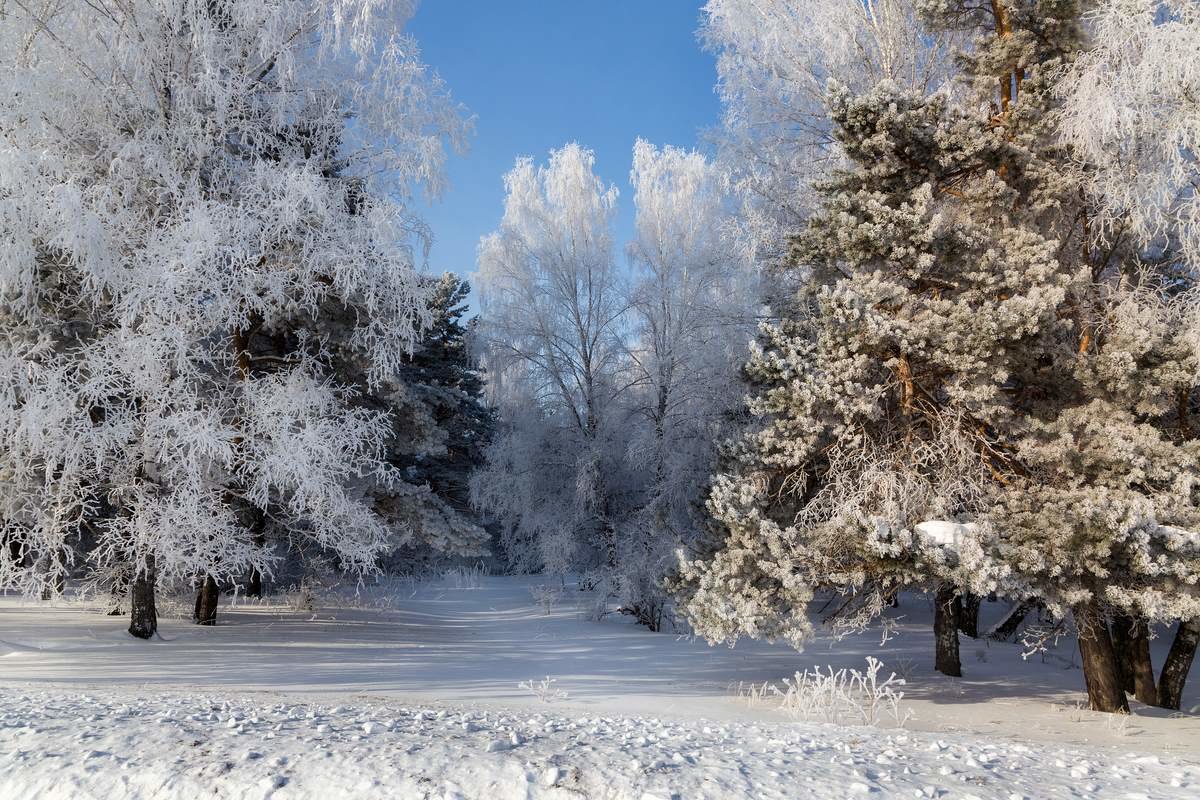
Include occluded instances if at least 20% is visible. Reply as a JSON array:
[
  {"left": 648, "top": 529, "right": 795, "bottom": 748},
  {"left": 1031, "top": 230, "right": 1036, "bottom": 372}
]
[
  {"left": 619, "top": 140, "right": 752, "bottom": 628},
  {"left": 473, "top": 144, "right": 628, "bottom": 572},
  {"left": 700, "top": 0, "right": 956, "bottom": 267}
]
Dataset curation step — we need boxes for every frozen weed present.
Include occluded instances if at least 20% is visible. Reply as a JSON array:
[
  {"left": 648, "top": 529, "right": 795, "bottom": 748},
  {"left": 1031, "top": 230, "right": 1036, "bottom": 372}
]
[
  {"left": 735, "top": 658, "right": 911, "bottom": 728},
  {"left": 441, "top": 563, "right": 487, "bottom": 590},
  {"left": 519, "top": 676, "right": 569, "bottom": 703}
]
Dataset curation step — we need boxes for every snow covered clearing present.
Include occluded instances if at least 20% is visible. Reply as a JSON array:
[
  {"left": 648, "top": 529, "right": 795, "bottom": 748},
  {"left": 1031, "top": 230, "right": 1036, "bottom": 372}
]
[{"left": 1, "top": 576, "right": 1198, "bottom": 798}]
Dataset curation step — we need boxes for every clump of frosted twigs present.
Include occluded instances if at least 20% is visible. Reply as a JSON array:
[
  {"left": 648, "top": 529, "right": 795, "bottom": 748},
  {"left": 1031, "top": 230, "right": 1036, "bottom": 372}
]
[
  {"left": 519, "top": 676, "right": 568, "bottom": 703},
  {"left": 1021, "top": 619, "right": 1067, "bottom": 661},
  {"left": 734, "top": 657, "right": 911, "bottom": 728},
  {"left": 529, "top": 583, "right": 563, "bottom": 615}
]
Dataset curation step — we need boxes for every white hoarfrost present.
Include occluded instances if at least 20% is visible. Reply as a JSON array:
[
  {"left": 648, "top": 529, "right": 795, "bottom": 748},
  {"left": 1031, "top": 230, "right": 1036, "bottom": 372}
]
[
  {"left": 1059, "top": 0, "right": 1200, "bottom": 265},
  {"left": 700, "top": 0, "right": 956, "bottom": 265}
]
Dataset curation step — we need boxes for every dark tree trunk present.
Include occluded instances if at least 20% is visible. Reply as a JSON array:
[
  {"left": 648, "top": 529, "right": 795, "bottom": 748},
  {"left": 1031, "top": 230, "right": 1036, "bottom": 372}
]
[
  {"left": 1111, "top": 614, "right": 1158, "bottom": 705},
  {"left": 128, "top": 555, "right": 158, "bottom": 640},
  {"left": 958, "top": 593, "right": 981, "bottom": 638},
  {"left": 1157, "top": 617, "right": 1200, "bottom": 711},
  {"left": 1074, "top": 600, "right": 1129, "bottom": 713},
  {"left": 987, "top": 600, "right": 1034, "bottom": 641},
  {"left": 1128, "top": 620, "right": 1158, "bottom": 706},
  {"left": 193, "top": 573, "right": 219, "bottom": 625},
  {"left": 934, "top": 584, "right": 962, "bottom": 677},
  {"left": 245, "top": 511, "right": 266, "bottom": 598},
  {"left": 1110, "top": 614, "right": 1135, "bottom": 695},
  {"left": 246, "top": 566, "right": 263, "bottom": 599}
]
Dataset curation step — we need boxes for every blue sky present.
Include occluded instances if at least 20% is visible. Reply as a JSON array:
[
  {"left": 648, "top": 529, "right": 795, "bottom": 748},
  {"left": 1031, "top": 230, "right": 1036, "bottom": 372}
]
[{"left": 408, "top": 1, "right": 721, "bottom": 286}]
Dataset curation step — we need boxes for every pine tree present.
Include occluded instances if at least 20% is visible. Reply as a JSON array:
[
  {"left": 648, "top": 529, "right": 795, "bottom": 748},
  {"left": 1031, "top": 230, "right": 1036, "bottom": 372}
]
[
  {"left": 674, "top": 72, "right": 1081, "bottom": 664},
  {"left": 372, "top": 272, "right": 494, "bottom": 573},
  {"left": 399, "top": 274, "right": 495, "bottom": 521}
]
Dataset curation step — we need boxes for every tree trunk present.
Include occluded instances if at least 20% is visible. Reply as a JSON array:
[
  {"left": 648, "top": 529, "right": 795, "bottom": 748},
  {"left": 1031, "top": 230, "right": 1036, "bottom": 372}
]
[
  {"left": 1111, "top": 614, "right": 1157, "bottom": 705},
  {"left": 1157, "top": 617, "right": 1200, "bottom": 711},
  {"left": 193, "top": 573, "right": 219, "bottom": 625},
  {"left": 1074, "top": 600, "right": 1129, "bottom": 713},
  {"left": 934, "top": 584, "right": 962, "bottom": 677},
  {"left": 128, "top": 555, "right": 158, "bottom": 639},
  {"left": 1128, "top": 620, "right": 1158, "bottom": 706},
  {"left": 987, "top": 600, "right": 1034, "bottom": 641},
  {"left": 958, "top": 592, "right": 981, "bottom": 638},
  {"left": 245, "top": 511, "right": 266, "bottom": 598},
  {"left": 246, "top": 564, "right": 263, "bottom": 599},
  {"left": 1110, "top": 614, "right": 1135, "bottom": 695}
]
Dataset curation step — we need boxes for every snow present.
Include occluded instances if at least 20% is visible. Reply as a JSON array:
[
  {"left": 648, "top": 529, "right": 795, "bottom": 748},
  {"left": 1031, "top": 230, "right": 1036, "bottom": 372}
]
[
  {"left": 916, "top": 521, "right": 979, "bottom": 549},
  {"left": 1, "top": 575, "right": 1198, "bottom": 798},
  {"left": 1156, "top": 525, "right": 1200, "bottom": 550},
  {"left": 3, "top": 686, "right": 1198, "bottom": 800}
]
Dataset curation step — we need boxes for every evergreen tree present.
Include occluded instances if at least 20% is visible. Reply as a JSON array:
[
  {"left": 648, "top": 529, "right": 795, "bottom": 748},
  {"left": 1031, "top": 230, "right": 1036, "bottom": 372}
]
[{"left": 400, "top": 274, "right": 495, "bottom": 520}]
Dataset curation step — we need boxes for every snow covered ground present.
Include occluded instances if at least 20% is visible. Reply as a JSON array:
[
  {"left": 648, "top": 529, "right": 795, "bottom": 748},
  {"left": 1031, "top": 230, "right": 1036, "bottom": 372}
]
[
  {"left": 4, "top": 685, "right": 1197, "bottom": 799},
  {"left": 2, "top": 575, "right": 1198, "bottom": 798}
]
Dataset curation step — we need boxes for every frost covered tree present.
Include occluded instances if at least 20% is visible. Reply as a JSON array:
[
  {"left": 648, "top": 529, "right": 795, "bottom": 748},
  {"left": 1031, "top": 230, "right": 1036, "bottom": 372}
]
[
  {"left": 700, "top": 0, "right": 957, "bottom": 267},
  {"left": 678, "top": 0, "right": 1200, "bottom": 713},
  {"left": 1044, "top": 0, "right": 1200, "bottom": 711},
  {"left": 472, "top": 142, "right": 752, "bottom": 623},
  {"left": 619, "top": 141, "right": 752, "bottom": 628},
  {"left": 374, "top": 272, "right": 494, "bottom": 573},
  {"left": 1058, "top": 0, "right": 1200, "bottom": 269},
  {"left": 472, "top": 144, "right": 628, "bottom": 573},
  {"left": 672, "top": 73, "right": 1073, "bottom": 674},
  {"left": 0, "top": 0, "right": 476, "bottom": 637}
]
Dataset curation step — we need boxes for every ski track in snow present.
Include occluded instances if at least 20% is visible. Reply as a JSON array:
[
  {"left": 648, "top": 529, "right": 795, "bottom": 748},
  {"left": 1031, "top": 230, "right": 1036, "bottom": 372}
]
[{"left": 0, "top": 687, "right": 1196, "bottom": 800}]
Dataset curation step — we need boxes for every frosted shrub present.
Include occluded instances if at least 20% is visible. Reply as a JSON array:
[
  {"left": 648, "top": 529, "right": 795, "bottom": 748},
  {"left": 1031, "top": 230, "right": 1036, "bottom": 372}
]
[
  {"left": 519, "top": 676, "right": 568, "bottom": 704},
  {"left": 296, "top": 583, "right": 317, "bottom": 614},
  {"left": 575, "top": 592, "right": 610, "bottom": 622},
  {"left": 776, "top": 658, "right": 911, "bottom": 728},
  {"left": 530, "top": 584, "right": 563, "bottom": 615},
  {"left": 892, "top": 657, "right": 917, "bottom": 681}
]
